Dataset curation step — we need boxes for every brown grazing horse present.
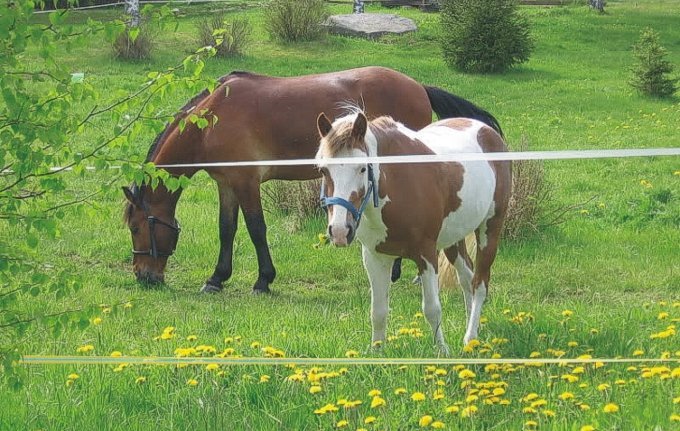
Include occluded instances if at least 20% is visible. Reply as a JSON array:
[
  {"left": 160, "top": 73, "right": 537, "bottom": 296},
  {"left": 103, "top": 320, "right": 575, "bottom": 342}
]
[
  {"left": 122, "top": 66, "right": 503, "bottom": 294},
  {"left": 316, "top": 110, "right": 511, "bottom": 352}
]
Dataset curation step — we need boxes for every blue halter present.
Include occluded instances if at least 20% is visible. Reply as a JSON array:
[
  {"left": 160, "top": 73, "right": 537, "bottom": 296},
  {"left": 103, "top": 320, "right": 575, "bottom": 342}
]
[{"left": 319, "top": 164, "right": 379, "bottom": 223}]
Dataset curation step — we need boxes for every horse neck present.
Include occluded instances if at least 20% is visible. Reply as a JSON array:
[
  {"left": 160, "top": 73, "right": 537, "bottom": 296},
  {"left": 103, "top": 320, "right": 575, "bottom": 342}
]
[{"left": 149, "top": 123, "right": 203, "bottom": 179}]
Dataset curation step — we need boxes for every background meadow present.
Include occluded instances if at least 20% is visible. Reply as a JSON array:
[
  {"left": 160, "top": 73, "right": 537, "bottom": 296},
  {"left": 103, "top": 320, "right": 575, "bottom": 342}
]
[{"left": 1, "top": 1, "right": 679, "bottom": 430}]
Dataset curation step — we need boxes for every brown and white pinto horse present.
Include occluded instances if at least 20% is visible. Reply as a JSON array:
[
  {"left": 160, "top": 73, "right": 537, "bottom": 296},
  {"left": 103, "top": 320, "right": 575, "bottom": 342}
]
[
  {"left": 122, "top": 66, "right": 504, "bottom": 294},
  {"left": 316, "top": 111, "right": 511, "bottom": 352}
]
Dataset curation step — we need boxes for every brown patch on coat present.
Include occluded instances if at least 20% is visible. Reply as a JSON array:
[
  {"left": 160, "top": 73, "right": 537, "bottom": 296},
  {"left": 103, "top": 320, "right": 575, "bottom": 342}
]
[{"left": 437, "top": 118, "right": 473, "bottom": 131}]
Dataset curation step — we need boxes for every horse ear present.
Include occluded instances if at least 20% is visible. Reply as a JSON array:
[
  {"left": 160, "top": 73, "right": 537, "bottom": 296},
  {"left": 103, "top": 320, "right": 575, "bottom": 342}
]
[
  {"left": 317, "top": 113, "right": 333, "bottom": 138},
  {"left": 122, "top": 186, "right": 139, "bottom": 207},
  {"left": 351, "top": 112, "right": 367, "bottom": 139}
]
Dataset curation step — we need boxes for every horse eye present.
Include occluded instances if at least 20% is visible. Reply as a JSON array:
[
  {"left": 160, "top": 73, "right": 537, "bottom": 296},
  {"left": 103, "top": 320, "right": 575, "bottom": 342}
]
[
  {"left": 131, "top": 227, "right": 139, "bottom": 235},
  {"left": 360, "top": 167, "right": 366, "bottom": 173}
]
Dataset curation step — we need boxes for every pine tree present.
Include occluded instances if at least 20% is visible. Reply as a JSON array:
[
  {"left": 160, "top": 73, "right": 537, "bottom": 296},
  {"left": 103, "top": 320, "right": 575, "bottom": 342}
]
[{"left": 629, "top": 28, "right": 678, "bottom": 98}]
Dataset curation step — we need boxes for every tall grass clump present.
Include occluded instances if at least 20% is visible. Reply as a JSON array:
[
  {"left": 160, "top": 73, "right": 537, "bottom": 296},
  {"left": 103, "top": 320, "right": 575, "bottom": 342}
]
[
  {"left": 264, "top": 0, "right": 328, "bottom": 42},
  {"left": 112, "top": 26, "right": 153, "bottom": 61},
  {"left": 440, "top": 0, "right": 532, "bottom": 73},
  {"left": 196, "top": 14, "right": 252, "bottom": 57},
  {"left": 262, "top": 179, "right": 323, "bottom": 227},
  {"left": 629, "top": 27, "right": 678, "bottom": 98}
]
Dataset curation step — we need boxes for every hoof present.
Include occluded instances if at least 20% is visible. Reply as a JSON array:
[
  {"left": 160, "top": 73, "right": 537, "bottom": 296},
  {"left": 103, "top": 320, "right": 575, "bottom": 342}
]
[
  {"left": 252, "top": 287, "right": 271, "bottom": 295},
  {"left": 252, "top": 278, "right": 271, "bottom": 294},
  {"left": 437, "top": 343, "right": 451, "bottom": 357},
  {"left": 200, "top": 283, "right": 223, "bottom": 294}
]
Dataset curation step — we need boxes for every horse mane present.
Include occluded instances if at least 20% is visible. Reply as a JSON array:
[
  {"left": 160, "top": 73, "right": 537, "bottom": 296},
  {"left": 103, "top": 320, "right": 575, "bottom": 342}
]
[{"left": 144, "top": 71, "right": 249, "bottom": 162}]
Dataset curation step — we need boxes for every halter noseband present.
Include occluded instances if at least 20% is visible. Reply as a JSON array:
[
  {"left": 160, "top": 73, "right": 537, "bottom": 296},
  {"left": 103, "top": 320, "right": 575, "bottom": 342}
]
[
  {"left": 319, "top": 164, "right": 379, "bottom": 224},
  {"left": 132, "top": 215, "right": 181, "bottom": 259}
]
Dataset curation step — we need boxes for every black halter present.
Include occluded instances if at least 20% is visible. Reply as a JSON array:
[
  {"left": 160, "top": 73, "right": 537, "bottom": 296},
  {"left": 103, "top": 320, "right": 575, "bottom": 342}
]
[{"left": 132, "top": 215, "right": 181, "bottom": 258}]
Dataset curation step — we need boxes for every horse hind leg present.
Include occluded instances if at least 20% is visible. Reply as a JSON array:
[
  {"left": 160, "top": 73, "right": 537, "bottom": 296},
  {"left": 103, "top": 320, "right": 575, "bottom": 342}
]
[
  {"left": 463, "top": 216, "right": 503, "bottom": 346},
  {"left": 420, "top": 259, "right": 450, "bottom": 356},
  {"left": 444, "top": 240, "right": 475, "bottom": 320}
]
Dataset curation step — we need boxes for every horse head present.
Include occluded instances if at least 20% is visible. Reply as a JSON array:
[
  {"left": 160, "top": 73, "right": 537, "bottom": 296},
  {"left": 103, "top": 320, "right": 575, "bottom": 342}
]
[
  {"left": 316, "top": 111, "right": 378, "bottom": 247},
  {"left": 122, "top": 185, "right": 181, "bottom": 285}
]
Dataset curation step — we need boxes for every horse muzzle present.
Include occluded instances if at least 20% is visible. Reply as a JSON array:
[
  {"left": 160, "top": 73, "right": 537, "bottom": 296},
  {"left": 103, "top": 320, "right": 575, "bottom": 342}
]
[
  {"left": 135, "top": 270, "right": 165, "bottom": 285},
  {"left": 328, "top": 222, "right": 356, "bottom": 247}
]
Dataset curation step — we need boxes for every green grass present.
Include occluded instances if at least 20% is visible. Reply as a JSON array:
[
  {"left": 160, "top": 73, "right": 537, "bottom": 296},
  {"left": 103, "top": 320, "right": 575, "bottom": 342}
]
[{"left": 2, "top": 1, "right": 680, "bottom": 430}]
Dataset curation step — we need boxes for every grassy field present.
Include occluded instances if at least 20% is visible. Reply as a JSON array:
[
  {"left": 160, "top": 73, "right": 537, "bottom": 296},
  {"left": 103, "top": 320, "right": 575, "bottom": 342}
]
[{"left": 2, "top": 1, "right": 679, "bottom": 430}]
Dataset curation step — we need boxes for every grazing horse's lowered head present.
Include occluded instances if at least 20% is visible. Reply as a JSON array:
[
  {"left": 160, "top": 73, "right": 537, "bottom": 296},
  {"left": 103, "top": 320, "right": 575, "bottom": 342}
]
[
  {"left": 316, "top": 109, "right": 512, "bottom": 352},
  {"left": 123, "top": 185, "right": 181, "bottom": 285}
]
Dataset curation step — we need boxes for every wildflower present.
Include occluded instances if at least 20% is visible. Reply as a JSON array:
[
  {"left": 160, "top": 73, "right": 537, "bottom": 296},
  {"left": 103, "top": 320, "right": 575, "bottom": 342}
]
[
  {"left": 597, "top": 383, "right": 610, "bottom": 391},
  {"left": 542, "top": 409, "right": 556, "bottom": 418},
  {"left": 580, "top": 426, "right": 596, "bottom": 431},
  {"left": 67, "top": 373, "right": 80, "bottom": 380},
  {"left": 102, "top": 307, "right": 112, "bottom": 314},
  {"left": 461, "top": 406, "right": 478, "bottom": 418},
  {"left": 670, "top": 414, "right": 680, "bottom": 422},
  {"left": 561, "top": 374, "right": 579, "bottom": 383},
  {"left": 395, "top": 387, "right": 407, "bottom": 395},
  {"left": 110, "top": 351, "right": 123, "bottom": 357},
  {"left": 345, "top": 350, "right": 359, "bottom": 358},
  {"left": 368, "top": 389, "right": 382, "bottom": 397},
  {"left": 135, "top": 376, "right": 146, "bottom": 384},
  {"left": 411, "top": 392, "right": 426, "bottom": 402},
  {"left": 206, "top": 364, "right": 220, "bottom": 372},
  {"left": 562, "top": 310, "right": 574, "bottom": 317},
  {"left": 579, "top": 403, "right": 591, "bottom": 411},
  {"left": 525, "top": 421, "right": 538, "bottom": 428},
  {"left": 336, "top": 419, "right": 349, "bottom": 428},
  {"left": 186, "top": 335, "right": 198, "bottom": 342},
  {"left": 529, "top": 351, "right": 541, "bottom": 358},
  {"left": 640, "top": 179, "right": 652, "bottom": 188},
  {"left": 419, "top": 415, "right": 433, "bottom": 427},
  {"left": 250, "top": 341, "right": 261, "bottom": 349},
  {"left": 187, "top": 379, "right": 198, "bottom": 386},
  {"left": 602, "top": 403, "right": 619, "bottom": 413},
  {"left": 431, "top": 421, "right": 445, "bottom": 429},
  {"left": 314, "top": 404, "right": 338, "bottom": 415},
  {"left": 92, "top": 317, "right": 102, "bottom": 325},
  {"left": 446, "top": 405, "right": 460, "bottom": 414},
  {"left": 364, "top": 416, "right": 377, "bottom": 424},
  {"left": 76, "top": 344, "right": 94, "bottom": 353},
  {"left": 259, "top": 375, "right": 270, "bottom": 383},
  {"left": 658, "top": 312, "right": 669, "bottom": 320},
  {"left": 466, "top": 395, "right": 479, "bottom": 403},
  {"left": 567, "top": 341, "right": 578, "bottom": 348},
  {"left": 493, "top": 388, "right": 506, "bottom": 396},
  {"left": 530, "top": 399, "right": 547, "bottom": 408},
  {"left": 370, "top": 396, "right": 386, "bottom": 408},
  {"left": 674, "top": 396, "right": 680, "bottom": 404},
  {"left": 309, "top": 386, "right": 322, "bottom": 394},
  {"left": 65, "top": 379, "right": 75, "bottom": 387},
  {"left": 633, "top": 349, "right": 645, "bottom": 356},
  {"left": 523, "top": 393, "right": 539, "bottom": 402},
  {"left": 590, "top": 328, "right": 599, "bottom": 334},
  {"left": 124, "top": 302, "right": 133, "bottom": 309},
  {"left": 559, "top": 392, "right": 574, "bottom": 401},
  {"left": 458, "top": 369, "right": 476, "bottom": 379}
]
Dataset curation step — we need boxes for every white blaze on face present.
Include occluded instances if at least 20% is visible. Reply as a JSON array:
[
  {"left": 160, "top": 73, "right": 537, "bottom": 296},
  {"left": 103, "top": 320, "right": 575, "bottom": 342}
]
[{"left": 320, "top": 148, "right": 369, "bottom": 247}]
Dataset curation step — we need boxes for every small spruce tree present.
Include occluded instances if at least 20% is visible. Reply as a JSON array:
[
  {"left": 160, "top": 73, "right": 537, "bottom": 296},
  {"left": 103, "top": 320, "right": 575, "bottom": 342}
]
[
  {"left": 629, "top": 28, "right": 677, "bottom": 98},
  {"left": 440, "top": 0, "right": 532, "bottom": 74}
]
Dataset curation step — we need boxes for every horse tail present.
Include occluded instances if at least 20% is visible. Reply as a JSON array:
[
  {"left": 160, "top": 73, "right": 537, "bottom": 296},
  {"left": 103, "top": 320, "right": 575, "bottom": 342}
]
[{"left": 424, "top": 85, "right": 504, "bottom": 138}]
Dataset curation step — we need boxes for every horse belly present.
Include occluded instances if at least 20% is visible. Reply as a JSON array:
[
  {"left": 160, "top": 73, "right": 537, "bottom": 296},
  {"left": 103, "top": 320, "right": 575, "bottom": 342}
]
[{"left": 436, "top": 161, "right": 495, "bottom": 249}]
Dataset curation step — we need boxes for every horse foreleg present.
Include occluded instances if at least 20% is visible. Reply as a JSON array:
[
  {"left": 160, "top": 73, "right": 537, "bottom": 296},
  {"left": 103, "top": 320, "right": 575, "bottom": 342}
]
[
  {"left": 201, "top": 186, "right": 239, "bottom": 293},
  {"left": 444, "top": 241, "right": 474, "bottom": 320},
  {"left": 237, "top": 183, "right": 276, "bottom": 294},
  {"left": 362, "top": 248, "right": 393, "bottom": 346},
  {"left": 421, "top": 260, "right": 449, "bottom": 355}
]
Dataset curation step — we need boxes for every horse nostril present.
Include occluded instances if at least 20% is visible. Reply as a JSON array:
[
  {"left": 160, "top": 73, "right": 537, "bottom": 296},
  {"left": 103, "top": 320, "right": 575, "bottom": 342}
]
[
  {"left": 346, "top": 224, "right": 354, "bottom": 242},
  {"left": 328, "top": 225, "right": 333, "bottom": 237}
]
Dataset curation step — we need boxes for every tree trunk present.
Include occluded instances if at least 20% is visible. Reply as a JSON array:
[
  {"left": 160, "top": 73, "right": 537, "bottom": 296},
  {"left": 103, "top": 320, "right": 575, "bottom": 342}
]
[
  {"left": 125, "top": 0, "right": 141, "bottom": 27},
  {"left": 589, "top": 0, "right": 605, "bottom": 12},
  {"left": 353, "top": 0, "right": 364, "bottom": 13}
]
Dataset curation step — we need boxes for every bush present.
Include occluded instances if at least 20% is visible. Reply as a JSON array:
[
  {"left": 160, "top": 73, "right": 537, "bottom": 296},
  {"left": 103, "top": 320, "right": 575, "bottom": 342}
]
[
  {"left": 629, "top": 28, "right": 678, "bottom": 98},
  {"left": 264, "top": 0, "right": 328, "bottom": 42},
  {"left": 196, "top": 15, "right": 252, "bottom": 57},
  {"left": 112, "top": 26, "right": 153, "bottom": 61},
  {"left": 440, "top": 0, "right": 532, "bottom": 73}
]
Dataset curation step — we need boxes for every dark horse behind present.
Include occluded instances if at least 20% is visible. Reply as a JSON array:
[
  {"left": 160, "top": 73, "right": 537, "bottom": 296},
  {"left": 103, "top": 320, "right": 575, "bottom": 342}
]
[{"left": 122, "top": 66, "right": 503, "bottom": 293}]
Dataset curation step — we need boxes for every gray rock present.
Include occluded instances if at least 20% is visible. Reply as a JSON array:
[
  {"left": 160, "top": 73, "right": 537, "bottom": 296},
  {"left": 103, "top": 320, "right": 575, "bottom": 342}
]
[{"left": 324, "top": 13, "right": 417, "bottom": 39}]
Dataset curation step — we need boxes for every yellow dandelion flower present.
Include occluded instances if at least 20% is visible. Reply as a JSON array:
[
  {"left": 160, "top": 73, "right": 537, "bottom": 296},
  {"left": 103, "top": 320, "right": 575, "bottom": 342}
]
[
  {"left": 658, "top": 312, "right": 669, "bottom": 320},
  {"left": 187, "top": 379, "right": 198, "bottom": 386},
  {"left": 542, "top": 409, "right": 556, "bottom": 417},
  {"left": 124, "top": 302, "right": 133, "bottom": 309},
  {"left": 432, "top": 421, "right": 445, "bottom": 429},
  {"left": 259, "top": 375, "right": 270, "bottom": 383},
  {"left": 525, "top": 420, "right": 538, "bottom": 428},
  {"left": 590, "top": 328, "right": 599, "bottom": 334},
  {"left": 411, "top": 392, "right": 426, "bottom": 402},
  {"left": 368, "top": 389, "right": 382, "bottom": 397},
  {"left": 561, "top": 374, "right": 579, "bottom": 383},
  {"left": 345, "top": 350, "right": 359, "bottom": 358},
  {"left": 530, "top": 399, "right": 547, "bottom": 408},
  {"left": 465, "top": 394, "right": 478, "bottom": 403},
  {"left": 670, "top": 414, "right": 680, "bottom": 422},
  {"left": 640, "top": 179, "right": 652, "bottom": 188},
  {"left": 597, "top": 383, "right": 610, "bottom": 391},
  {"left": 674, "top": 171, "right": 680, "bottom": 176},
  {"left": 206, "top": 363, "right": 220, "bottom": 372},
  {"left": 580, "top": 426, "right": 596, "bottom": 431},
  {"left": 394, "top": 387, "right": 407, "bottom": 395},
  {"left": 523, "top": 393, "right": 539, "bottom": 402},
  {"left": 250, "top": 341, "right": 261, "bottom": 349},
  {"left": 92, "top": 317, "right": 102, "bottom": 325},
  {"left": 67, "top": 373, "right": 79, "bottom": 380},
  {"left": 65, "top": 379, "right": 74, "bottom": 387},
  {"left": 76, "top": 344, "right": 94, "bottom": 353},
  {"left": 309, "top": 386, "right": 322, "bottom": 394},
  {"left": 446, "top": 405, "right": 460, "bottom": 414},
  {"left": 110, "top": 351, "right": 123, "bottom": 357},
  {"left": 561, "top": 310, "right": 574, "bottom": 317},
  {"left": 461, "top": 406, "right": 477, "bottom": 418},
  {"left": 419, "top": 415, "right": 433, "bottom": 427},
  {"left": 370, "top": 396, "right": 386, "bottom": 408},
  {"left": 674, "top": 396, "right": 680, "bottom": 405},
  {"left": 186, "top": 335, "right": 198, "bottom": 342},
  {"left": 458, "top": 369, "right": 476, "bottom": 379},
  {"left": 364, "top": 416, "right": 377, "bottom": 424},
  {"left": 529, "top": 351, "right": 541, "bottom": 358},
  {"left": 559, "top": 392, "right": 574, "bottom": 401},
  {"left": 602, "top": 403, "right": 619, "bottom": 413},
  {"left": 633, "top": 349, "right": 645, "bottom": 356},
  {"left": 336, "top": 419, "right": 349, "bottom": 428}
]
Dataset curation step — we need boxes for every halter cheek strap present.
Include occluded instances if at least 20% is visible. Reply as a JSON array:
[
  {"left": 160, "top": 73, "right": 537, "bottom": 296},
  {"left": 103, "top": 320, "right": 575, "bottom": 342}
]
[{"left": 319, "top": 164, "right": 379, "bottom": 223}]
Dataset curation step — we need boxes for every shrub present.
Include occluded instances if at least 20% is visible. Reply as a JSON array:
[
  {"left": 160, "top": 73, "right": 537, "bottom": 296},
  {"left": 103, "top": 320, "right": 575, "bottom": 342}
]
[
  {"left": 440, "top": 0, "right": 532, "bottom": 73},
  {"left": 112, "top": 26, "right": 153, "bottom": 61},
  {"left": 629, "top": 28, "right": 678, "bottom": 98},
  {"left": 262, "top": 179, "right": 323, "bottom": 227},
  {"left": 503, "top": 136, "right": 554, "bottom": 240},
  {"left": 264, "top": 0, "right": 328, "bottom": 42},
  {"left": 196, "top": 15, "right": 252, "bottom": 57}
]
